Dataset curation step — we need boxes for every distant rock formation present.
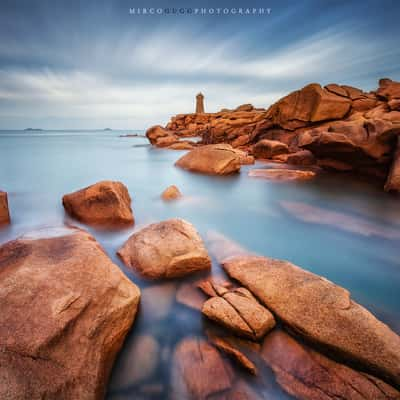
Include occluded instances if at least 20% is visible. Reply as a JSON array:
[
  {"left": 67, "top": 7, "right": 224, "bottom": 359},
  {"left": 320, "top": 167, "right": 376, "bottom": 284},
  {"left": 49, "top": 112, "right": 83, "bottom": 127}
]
[{"left": 146, "top": 79, "right": 400, "bottom": 191}]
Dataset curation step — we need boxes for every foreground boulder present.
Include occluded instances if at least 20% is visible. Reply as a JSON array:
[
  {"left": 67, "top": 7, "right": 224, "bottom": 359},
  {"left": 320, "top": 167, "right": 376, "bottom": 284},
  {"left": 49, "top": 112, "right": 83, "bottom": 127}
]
[
  {"left": 223, "top": 255, "right": 400, "bottom": 388},
  {"left": 117, "top": 218, "right": 211, "bottom": 279},
  {"left": 171, "top": 337, "right": 233, "bottom": 399},
  {"left": 62, "top": 180, "right": 134, "bottom": 227},
  {"left": 175, "top": 144, "right": 242, "bottom": 175},
  {"left": 0, "top": 190, "right": 10, "bottom": 224},
  {"left": 202, "top": 286, "right": 275, "bottom": 340},
  {"left": 262, "top": 330, "right": 400, "bottom": 400},
  {"left": 0, "top": 227, "right": 140, "bottom": 400}
]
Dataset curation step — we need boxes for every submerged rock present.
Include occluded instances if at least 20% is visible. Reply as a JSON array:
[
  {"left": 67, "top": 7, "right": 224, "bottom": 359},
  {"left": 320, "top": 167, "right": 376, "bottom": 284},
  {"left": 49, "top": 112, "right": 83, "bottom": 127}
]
[
  {"left": 171, "top": 337, "right": 234, "bottom": 399},
  {"left": 176, "top": 282, "right": 207, "bottom": 311},
  {"left": 262, "top": 330, "right": 400, "bottom": 400},
  {"left": 141, "top": 282, "right": 177, "bottom": 321},
  {"left": 62, "top": 180, "right": 134, "bottom": 227},
  {"left": 0, "top": 190, "right": 10, "bottom": 224},
  {"left": 222, "top": 255, "right": 400, "bottom": 388},
  {"left": 202, "top": 287, "right": 276, "bottom": 341},
  {"left": 0, "top": 227, "right": 140, "bottom": 400},
  {"left": 117, "top": 218, "right": 211, "bottom": 279},
  {"left": 175, "top": 144, "right": 242, "bottom": 175},
  {"left": 248, "top": 169, "right": 316, "bottom": 181},
  {"left": 161, "top": 185, "right": 182, "bottom": 201}
]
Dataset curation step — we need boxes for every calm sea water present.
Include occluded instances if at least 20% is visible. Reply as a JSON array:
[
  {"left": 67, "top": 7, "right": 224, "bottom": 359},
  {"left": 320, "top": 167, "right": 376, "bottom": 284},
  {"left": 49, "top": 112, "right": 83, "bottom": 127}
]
[{"left": 1, "top": 130, "right": 399, "bottom": 399}]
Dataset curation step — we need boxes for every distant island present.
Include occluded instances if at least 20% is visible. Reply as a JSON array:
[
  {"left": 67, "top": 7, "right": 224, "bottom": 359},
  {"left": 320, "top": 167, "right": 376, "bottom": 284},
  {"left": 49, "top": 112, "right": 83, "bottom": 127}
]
[
  {"left": 24, "top": 128, "right": 43, "bottom": 131},
  {"left": 103, "top": 128, "right": 112, "bottom": 131}
]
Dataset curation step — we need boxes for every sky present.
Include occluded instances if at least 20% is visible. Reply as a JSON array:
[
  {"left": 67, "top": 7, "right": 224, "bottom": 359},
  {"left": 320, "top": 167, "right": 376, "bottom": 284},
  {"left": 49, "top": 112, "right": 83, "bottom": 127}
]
[{"left": 0, "top": 0, "right": 399, "bottom": 130}]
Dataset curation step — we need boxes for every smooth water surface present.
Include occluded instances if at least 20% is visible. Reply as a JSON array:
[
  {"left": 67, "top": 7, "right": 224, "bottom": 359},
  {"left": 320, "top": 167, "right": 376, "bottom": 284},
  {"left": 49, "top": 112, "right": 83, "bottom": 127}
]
[{"left": 1, "top": 130, "right": 399, "bottom": 399}]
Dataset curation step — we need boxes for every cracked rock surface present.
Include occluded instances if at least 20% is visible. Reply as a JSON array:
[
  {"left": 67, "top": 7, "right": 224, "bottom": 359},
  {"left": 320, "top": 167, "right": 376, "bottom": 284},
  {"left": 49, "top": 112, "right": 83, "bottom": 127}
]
[
  {"left": 201, "top": 281, "right": 276, "bottom": 341},
  {"left": 222, "top": 255, "right": 400, "bottom": 389}
]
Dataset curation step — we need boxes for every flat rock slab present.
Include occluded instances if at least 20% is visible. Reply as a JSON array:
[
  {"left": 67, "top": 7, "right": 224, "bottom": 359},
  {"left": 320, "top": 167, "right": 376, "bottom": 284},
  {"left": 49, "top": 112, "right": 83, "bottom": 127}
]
[
  {"left": 262, "top": 330, "right": 400, "bottom": 400},
  {"left": 202, "top": 286, "right": 276, "bottom": 341},
  {"left": 175, "top": 144, "right": 242, "bottom": 175},
  {"left": 117, "top": 218, "right": 211, "bottom": 279},
  {"left": 0, "top": 227, "right": 140, "bottom": 400},
  {"left": 223, "top": 255, "right": 400, "bottom": 389},
  {"left": 248, "top": 168, "right": 316, "bottom": 181},
  {"left": 62, "top": 180, "right": 134, "bottom": 227}
]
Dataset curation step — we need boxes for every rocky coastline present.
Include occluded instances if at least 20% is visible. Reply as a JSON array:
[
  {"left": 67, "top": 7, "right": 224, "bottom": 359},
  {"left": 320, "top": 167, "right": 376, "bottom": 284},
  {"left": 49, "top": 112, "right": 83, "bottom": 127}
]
[{"left": 146, "top": 78, "right": 400, "bottom": 191}]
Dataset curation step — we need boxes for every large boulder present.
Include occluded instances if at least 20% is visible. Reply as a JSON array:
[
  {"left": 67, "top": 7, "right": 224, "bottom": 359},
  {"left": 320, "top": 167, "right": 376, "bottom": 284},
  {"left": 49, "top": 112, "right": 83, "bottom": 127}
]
[
  {"left": 262, "top": 330, "right": 400, "bottom": 400},
  {"left": 171, "top": 337, "right": 233, "bottom": 399},
  {"left": 0, "top": 190, "right": 10, "bottom": 224},
  {"left": 117, "top": 218, "right": 211, "bottom": 279},
  {"left": 0, "top": 227, "right": 140, "bottom": 400},
  {"left": 62, "top": 180, "right": 134, "bottom": 227},
  {"left": 252, "top": 139, "right": 289, "bottom": 159},
  {"left": 222, "top": 255, "right": 400, "bottom": 388},
  {"left": 175, "top": 144, "right": 242, "bottom": 175},
  {"left": 385, "top": 137, "right": 400, "bottom": 192},
  {"left": 265, "top": 83, "right": 351, "bottom": 129}
]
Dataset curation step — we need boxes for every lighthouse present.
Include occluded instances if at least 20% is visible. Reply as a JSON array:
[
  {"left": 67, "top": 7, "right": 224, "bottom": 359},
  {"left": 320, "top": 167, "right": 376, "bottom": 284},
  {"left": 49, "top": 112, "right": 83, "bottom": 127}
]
[{"left": 195, "top": 92, "right": 205, "bottom": 114}]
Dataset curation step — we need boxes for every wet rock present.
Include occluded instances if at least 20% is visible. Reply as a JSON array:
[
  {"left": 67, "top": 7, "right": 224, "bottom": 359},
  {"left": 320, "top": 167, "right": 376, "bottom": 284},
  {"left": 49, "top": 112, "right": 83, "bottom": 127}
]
[
  {"left": 109, "top": 335, "right": 159, "bottom": 390},
  {"left": 0, "top": 190, "right": 10, "bottom": 224},
  {"left": 176, "top": 282, "right": 207, "bottom": 311},
  {"left": 286, "top": 150, "right": 316, "bottom": 166},
  {"left": 171, "top": 337, "right": 234, "bottom": 399},
  {"left": 202, "top": 287, "right": 276, "bottom": 341},
  {"left": 385, "top": 137, "right": 400, "bottom": 192},
  {"left": 117, "top": 218, "right": 211, "bottom": 279},
  {"left": 248, "top": 169, "right": 316, "bottom": 181},
  {"left": 228, "top": 381, "right": 263, "bottom": 400},
  {"left": 161, "top": 185, "right": 182, "bottom": 201},
  {"left": 168, "top": 141, "right": 195, "bottom": 150},
  {"left": 141, "top": 282, "right": 177, "bottom": 321},
  {"left": 280, "top": 200, "right": 400, "bottom": 240},
  {"left": 222, "top": 255, "right": 400, "bottom": 388},
  {"left": 197, "top": 277, "right": 235, "bottom": 297},
  {"left": 62, "top": 180, "right": 134, "bottom": 227},
  {"left": 0, "top": 227, "right": 140, "bottom": 400},
  {"left": 261, "top": 330, "right": 400, "bottom": 400},
  {"left": 207, "top": 333, "right": 257, "bottom": 375},
  {"left": 175, "top": 144, "right": 242, "bottom": 175},
  {"left": 253, "top": 139, "right": 289, "bottom": 159}
]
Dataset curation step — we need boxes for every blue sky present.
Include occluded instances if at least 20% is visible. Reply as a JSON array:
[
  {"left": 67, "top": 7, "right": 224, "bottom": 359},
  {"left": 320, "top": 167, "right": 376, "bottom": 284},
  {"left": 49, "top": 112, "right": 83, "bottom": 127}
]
[{"left": 0, "top": 0, "right": 399, "bottom": 129}]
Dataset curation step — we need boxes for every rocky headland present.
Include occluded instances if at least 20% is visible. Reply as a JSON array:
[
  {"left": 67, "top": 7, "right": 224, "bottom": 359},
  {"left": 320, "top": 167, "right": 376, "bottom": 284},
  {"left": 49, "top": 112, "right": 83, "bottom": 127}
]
[{"left": 146, "top": 78, "right": 400, "bottom": 191}]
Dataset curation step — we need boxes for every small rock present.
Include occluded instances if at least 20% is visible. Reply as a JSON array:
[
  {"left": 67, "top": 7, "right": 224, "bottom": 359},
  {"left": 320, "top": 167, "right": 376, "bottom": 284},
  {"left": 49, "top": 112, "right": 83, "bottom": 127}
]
[
  {"left": 62, "top": 180, "right": 134, "bottom": 227},
  {"left": 161, "top": 185, "right": 182, "bottom": 201},
  {"left": 286, "top": 150, "right": 316, "bottom": 166},
  {"left": 253, "top": 139, "right": 289, "bottom": 159},
  {"left": 117, "top": 219, "right": 211, "bottom": 279},
  {"left": 0, "top": 191, "right": 10, "bottom": 225}
]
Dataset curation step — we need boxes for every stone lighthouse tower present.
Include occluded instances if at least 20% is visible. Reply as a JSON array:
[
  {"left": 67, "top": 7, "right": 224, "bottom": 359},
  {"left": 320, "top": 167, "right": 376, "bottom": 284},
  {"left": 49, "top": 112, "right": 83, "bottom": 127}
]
[{"left": 196, "top": 92, "right": 205, "bottom": 114}]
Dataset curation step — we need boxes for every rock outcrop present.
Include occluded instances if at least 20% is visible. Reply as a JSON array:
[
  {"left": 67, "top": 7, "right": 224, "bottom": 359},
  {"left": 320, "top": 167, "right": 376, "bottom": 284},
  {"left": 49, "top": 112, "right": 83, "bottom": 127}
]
[
  {"left": 202, "top": 285, "right": 276, "bottom": 341},
  {"left": 62, "top": 180, "right": 134, "bottom": 227},
  {"left": 161, "top": 185, "right": 182, "bottom": 201},
  {"left": 147, "top": 78, "right": 400, "bottom": 191},
  {"left": 262, "top": 330, "right": 400, "bottom": 400},
  {"left": 117, "top": 218, "right": 211, "bottom": 279},
  {"left": 0, "top": 190, "right": 10, "bottom": 224},
  {"left": 222, "top": 255, "right": 400, "bottom": 388},
  {"left": 175, "top": 144, "right": 243, "bottom": 175},
  {"left": 0, "top": 227, "right": 140, "bottom": 400},
  {"left": 146, "top": 125, "right": 178, "bottom": 147}
]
